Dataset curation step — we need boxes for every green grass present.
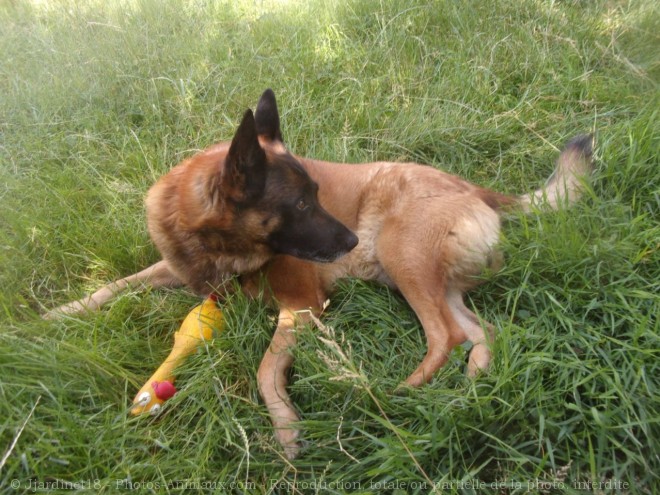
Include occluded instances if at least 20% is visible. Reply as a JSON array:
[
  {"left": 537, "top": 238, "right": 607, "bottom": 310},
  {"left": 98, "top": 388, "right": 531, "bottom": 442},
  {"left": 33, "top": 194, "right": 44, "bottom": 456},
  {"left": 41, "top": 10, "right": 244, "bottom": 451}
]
[{"left": 1, "top": 0, "right": 658, "bottom": 493}]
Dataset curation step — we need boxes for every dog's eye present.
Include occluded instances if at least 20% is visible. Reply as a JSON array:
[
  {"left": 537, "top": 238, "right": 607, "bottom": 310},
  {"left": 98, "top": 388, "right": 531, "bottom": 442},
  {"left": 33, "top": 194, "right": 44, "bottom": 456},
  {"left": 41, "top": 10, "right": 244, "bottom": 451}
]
[{"left": 296, "top": 199, "right": 308, "bottom": 211}]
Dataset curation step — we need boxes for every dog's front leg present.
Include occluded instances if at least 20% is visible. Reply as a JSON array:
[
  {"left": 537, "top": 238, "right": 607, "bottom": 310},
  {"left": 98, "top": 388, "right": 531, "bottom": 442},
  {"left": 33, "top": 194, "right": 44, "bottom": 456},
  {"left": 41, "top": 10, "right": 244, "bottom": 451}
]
[
  {"left": 257, "top": 307, "right": 306, "bottom": 460},
  {"left": 44, "top": 260, "right": 182, "bottom": 318}
]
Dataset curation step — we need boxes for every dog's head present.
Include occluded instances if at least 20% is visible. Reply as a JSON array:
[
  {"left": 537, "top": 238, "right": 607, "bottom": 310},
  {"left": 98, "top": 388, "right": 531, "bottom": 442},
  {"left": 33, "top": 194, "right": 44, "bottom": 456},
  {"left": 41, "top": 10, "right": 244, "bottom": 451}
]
[{"left": 218, "top": 89, "right": 358, "bottom": 263}]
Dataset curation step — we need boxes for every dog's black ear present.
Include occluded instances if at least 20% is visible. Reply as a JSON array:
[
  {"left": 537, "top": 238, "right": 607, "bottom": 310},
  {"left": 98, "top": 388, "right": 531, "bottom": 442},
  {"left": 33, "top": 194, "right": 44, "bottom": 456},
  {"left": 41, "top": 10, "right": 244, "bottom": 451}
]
[
  {"left": 255, "top": 88, "right": 283, "bottom": 143},
  {"left": 224, "top": 109, "right": 267, "bottom": 203}
]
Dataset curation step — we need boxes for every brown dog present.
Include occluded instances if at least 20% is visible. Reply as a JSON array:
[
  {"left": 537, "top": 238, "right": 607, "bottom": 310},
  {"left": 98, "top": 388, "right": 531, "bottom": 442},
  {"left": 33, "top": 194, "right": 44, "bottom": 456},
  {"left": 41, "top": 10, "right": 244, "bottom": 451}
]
[{"left": 48, "top": 89, "right": 593, "bottom": 459}]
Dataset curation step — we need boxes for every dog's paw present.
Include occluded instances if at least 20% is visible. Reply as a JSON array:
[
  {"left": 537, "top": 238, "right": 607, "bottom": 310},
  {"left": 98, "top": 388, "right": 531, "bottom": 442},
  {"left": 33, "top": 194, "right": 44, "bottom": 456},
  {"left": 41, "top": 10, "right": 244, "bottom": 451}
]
[
  {"left": 466, "top": 343, "right": 491, "bottom": 378},
  {"left": 43, "top": 301, "right": 87, "bottom": 320},
  {"left": 43, "top": 297, "right": 99, "bottom": 320},
  {"left": 271, "top": 409, "right": 302, "bottom": 460},
  {"left": 393, "top": 382, "right": 415, "bottom": 396},
  {"left": 275, "top": 426, "right": 301, "bottom": 460}
]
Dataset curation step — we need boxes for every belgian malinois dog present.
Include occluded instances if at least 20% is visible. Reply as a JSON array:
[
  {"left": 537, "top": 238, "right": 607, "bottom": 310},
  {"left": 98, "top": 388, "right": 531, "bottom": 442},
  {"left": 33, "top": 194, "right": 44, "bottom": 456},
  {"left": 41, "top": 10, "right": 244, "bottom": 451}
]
[{"left": 48, "top": 89, "right": 593, "bottom": 459}]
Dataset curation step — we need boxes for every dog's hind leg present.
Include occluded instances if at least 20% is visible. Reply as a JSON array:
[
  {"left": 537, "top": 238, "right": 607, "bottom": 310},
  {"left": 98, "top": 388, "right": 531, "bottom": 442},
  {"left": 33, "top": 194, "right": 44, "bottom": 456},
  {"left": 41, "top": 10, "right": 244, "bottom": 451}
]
[
  {"left": 377, "top": 221, "right": 474, "bottom": 387},
  {"left": 446, "top": 290, "right": 495, "bottom": 377},
  {"left": 44, "top": 259, "right": 182, "bottom": 318},
  {"left": 378, "top": 246, "right": 465, "bottom": 386},
  {"left": 399, "top": 288, "right": 466, "bottom": 387}
]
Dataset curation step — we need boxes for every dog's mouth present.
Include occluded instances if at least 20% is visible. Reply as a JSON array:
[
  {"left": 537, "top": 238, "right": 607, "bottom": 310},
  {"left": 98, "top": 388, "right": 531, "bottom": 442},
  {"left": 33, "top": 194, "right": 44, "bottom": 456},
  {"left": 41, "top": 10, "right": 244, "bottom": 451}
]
[
  {"left": 273, "top": 232, "right": 359, "bottom": 263},
  {"left": 305, "top": 249, "right": 352, "bottom": 263}
]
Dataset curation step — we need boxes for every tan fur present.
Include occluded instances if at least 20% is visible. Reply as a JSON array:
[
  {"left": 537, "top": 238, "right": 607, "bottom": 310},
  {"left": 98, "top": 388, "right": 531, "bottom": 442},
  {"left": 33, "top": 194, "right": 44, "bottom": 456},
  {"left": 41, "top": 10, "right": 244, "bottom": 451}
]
[
  {"left": 47, "top": 97, "right": 593, "bottom": 459},
  {"left": 144, "top": 142, "right": 276, "bottom": 294}
]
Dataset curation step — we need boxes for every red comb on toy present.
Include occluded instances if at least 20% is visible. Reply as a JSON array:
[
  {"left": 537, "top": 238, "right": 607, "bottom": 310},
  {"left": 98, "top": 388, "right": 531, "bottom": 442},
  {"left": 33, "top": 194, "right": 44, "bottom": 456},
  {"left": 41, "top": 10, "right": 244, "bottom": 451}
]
[{"left": 152, "top": 380, "right": 177, "bottom": 401}]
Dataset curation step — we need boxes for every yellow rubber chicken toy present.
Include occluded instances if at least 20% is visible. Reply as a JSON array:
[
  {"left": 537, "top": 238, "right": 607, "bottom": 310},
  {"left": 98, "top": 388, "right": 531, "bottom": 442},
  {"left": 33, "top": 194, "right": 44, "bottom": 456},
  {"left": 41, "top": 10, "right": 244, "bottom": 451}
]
[{"left": 131, "top": 294, "right": 224, "bottom": 415}]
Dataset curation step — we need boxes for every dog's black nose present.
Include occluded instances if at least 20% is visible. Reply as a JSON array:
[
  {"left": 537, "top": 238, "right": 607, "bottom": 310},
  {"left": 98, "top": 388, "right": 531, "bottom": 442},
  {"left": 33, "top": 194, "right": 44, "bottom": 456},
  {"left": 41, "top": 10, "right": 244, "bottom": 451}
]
[{"left": 343, "top": 231, "right": 359, "bottom": 252}]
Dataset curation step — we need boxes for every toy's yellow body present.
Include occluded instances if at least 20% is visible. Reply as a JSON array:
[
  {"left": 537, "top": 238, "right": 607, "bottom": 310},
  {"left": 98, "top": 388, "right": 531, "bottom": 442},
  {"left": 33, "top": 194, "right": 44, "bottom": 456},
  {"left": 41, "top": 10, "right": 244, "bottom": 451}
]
[{"left": 131, "top": 297, "right": 224, "bottom": 415}]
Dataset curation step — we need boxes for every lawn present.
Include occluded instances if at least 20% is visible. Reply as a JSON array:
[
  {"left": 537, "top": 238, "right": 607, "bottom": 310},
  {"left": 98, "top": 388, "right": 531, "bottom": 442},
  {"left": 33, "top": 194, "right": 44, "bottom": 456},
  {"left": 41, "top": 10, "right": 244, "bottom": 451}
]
[{"left": 0, "top": 0, "right": 658, "bottom": 493}]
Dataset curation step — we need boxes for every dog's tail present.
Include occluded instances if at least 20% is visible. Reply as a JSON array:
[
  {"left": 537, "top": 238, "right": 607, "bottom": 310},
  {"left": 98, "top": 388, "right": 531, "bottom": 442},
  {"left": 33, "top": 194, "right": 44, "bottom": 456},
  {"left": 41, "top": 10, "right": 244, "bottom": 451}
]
[{"left": 517, "top": 134, "right": 594, "bottom": 213}]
